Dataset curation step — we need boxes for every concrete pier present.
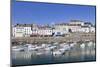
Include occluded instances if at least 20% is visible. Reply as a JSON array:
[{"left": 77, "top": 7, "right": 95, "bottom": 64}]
[{"left": 12, "top": 32, "right": 95, "bottom": 45}]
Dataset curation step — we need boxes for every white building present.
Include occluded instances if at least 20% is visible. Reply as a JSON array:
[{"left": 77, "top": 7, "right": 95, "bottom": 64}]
[
  {"left": 12, "top": 26, "right": 24, "bottom": 37},
  {"left": 12, "top": 21, "right": 95, "bottom": 37},
  {"left": 23, "top": 26, "right": 32, "bottom": 37},
  {"left": 67, "top": 20, "right": 84, "bottom": 32},
  {"left": 67, "top": 20, "right": 95, "bottom": 33},
  {"left": 12, "top": 24, "right": 32, "bottom": 37},
  {"left": 90, "top": 27, "right": 95, "bottom": 32},
  {"left": 68, "top": 20, "right": 84, "bottom": 26},
  {"left": 68, "top": 25, "right": 81, "bottom": 32},
  {"left": 84, "top": 22, "right": 93, "bottom": 27},
  {"left": 80, "top": 26, "right": 90, "bottom": 33},
  {"left": 53, "top": 23, "right": 69, "bottom": 36},
  {"left": 31, "top": 24, "right": 39, "bottom": 35},
  {"left": 37, "top": 26, "right": 53, "bottom": 36}
]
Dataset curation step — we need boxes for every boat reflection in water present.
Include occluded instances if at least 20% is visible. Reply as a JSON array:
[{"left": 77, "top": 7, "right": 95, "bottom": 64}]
[{"left": 11, "top": 41, "right": 96, "bottom": 66}]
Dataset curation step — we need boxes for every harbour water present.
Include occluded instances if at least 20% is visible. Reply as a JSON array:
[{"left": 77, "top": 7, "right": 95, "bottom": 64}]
[{"left": 11, "top": 41, "right": 96, "bottom": 66}]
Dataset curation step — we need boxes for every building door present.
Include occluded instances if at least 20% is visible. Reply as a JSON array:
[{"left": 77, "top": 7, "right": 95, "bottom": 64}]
[{"left": 69, "top": 29, "right": 72, "bottom": 32}]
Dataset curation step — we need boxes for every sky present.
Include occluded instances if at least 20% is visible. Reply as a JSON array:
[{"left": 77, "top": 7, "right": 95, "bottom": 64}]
[{"left": 11, "top": 1, "right": 96, "bottom": 25}]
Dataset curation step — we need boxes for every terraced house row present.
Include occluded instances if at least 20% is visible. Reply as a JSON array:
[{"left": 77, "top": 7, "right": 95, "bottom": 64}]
[{"left": 12, "top": 20, "right": 95, "bottom": 37}]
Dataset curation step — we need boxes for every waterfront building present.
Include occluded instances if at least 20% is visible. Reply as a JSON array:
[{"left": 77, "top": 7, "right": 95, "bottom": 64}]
[
  {"left": 68, "top": 20, "right": 84, "bottom": 26},
  {"left": 84, "top": 22, "right": 93, "bottom": 27},
  {"left": 67, "top": 25, "right": 81, "bottom": 33},
  {"left": 37, "top": 26, "right": 53, "bottom": 36},
  {"left": 12, "top": 24, "right": 32, "bottom": 37},
  {"left": 31, "top": 24, "right": 39, "bottom": 36},
  {"left": 53, "top": 23, "right": 69, "bottom": 36},
  {"left": 23, "top": 24, "right": 32, "bottom": 37},
  {"left": 67, "top": 20, "right": 95, "bottom": 33},
  {"left": 67, "top": 20, "right": 84, "bottom": 32},
  {"left": 12, "top": 26, "right": 24, "bottom": 37},
  {"left": 12, "top": 20, "right": 95, "bottom": 37},
  {"left": 90, "top": 27, "right": 95, "bottom": 32},
  {"left": 80, "top": 26, "right": 90, "bottom": 33}
]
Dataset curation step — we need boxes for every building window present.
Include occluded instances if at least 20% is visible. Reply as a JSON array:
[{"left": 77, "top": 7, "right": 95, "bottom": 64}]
[{"left": 63, "top": 28, "right": 66, "bottom": 31}]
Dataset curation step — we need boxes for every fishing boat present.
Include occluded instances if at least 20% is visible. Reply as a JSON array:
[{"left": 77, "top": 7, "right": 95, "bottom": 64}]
[
  {"left": 87, "top": 41, "right": 93, "bottom": 47},
  {"left": 12, "top": 47, "right": 24, "bottom": 52},
  {"left": 80, "top": 43, "right": 85, "bottom": 48},
  {"left": 59, "top": 46, "right": 70, "bottom": 51},
  {"left": 53, "top": 50, "right": 63, "bottom": 56},
  {"left": 70, "top": 42, "right": 76, "bottom": 48},
  {"left": 44, "top": 46, "right": 57, "bottom": 51}
]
